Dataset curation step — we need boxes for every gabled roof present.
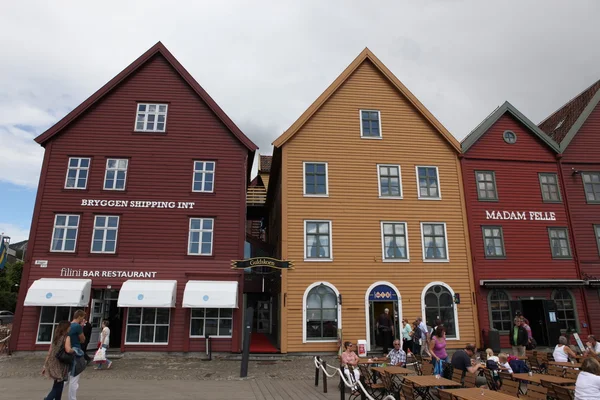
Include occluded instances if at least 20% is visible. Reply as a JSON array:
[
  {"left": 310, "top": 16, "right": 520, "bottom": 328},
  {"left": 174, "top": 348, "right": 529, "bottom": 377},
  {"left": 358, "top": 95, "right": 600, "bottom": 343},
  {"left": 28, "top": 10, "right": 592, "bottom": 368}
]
[
  {"left": 461, "top": 101, "right": 561, "bottom": 153},
  {"left": 271, "top": 48, "right": 461, "bottom": 152},
  {"left": 35, "top": 42, "right": 258, "bottom": 152},
  {"left": 538, "top": 79, "right": 600, "bottom": 151}
]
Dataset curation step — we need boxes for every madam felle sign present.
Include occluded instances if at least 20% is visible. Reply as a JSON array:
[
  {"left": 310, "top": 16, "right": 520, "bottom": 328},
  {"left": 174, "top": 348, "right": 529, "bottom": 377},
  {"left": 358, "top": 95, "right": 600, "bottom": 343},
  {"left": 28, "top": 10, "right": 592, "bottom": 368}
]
[{"left": 485, "top": 210, "right": 557, "bottom": 221}]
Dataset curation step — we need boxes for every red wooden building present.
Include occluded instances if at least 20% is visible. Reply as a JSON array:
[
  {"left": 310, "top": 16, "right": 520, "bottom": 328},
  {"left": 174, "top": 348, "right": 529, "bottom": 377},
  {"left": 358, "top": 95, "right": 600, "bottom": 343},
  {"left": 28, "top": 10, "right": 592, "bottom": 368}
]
[
  {"left": 461, "top": 102, "right": 590, "bottom": 349},
  {"left": 539, "top": 80, "right": 600, "bottom": 335},
  {"left": 10, "top": 42, "right": 257, "bottom": 353}
]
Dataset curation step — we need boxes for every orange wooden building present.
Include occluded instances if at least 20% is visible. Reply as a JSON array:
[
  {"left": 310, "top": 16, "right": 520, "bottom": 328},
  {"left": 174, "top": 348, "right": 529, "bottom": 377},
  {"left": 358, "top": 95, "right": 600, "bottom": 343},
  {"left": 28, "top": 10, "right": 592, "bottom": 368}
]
[{"left": 267, "top": 49, "right": 480, "bottom": 353}]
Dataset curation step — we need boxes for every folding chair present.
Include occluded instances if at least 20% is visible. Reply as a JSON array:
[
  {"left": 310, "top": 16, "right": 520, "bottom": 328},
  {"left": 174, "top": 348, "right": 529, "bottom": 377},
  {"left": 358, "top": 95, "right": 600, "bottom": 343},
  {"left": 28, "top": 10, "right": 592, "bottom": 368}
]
[
  {"left": 451, "top": 368, "right": 463, "bottom": 386},
  {"left": 463, "top": 373, "right": 477, "bottom": 388},
  {"left": 547, "top": 365, "right": 565, "bottom": 377},
  {"left": 528, "top": 356, "right": 543, "bottom": 374},
  {"left": 553, "top": 384, "right": 574, "bottom": 400},
  {"left": 483, "top": 368, "right": 498, "bottom": 390},
  {"left": 400, "top": 383, "right": 417, "bottom": 400},
  {"left": 539, "top": 379, "right": 556, "bottom": 399},
  {"left": 420, "top": 362, "right": 434, "bottom": 376},
  {"left": 520, "top": 384, "right": 548, "bottom": 400},
  {"left": 564, "top": 369, "right": 580, "bottom": 380},
  {"left": 357, "top": 365, "right": 386, "bottom": 400},
  {"left": 438, "top": 391, "right": 454, "bottom": 400},
  {"left": 379, "top": 371, "right": 398, "bottom": 399},
  {"left": 499, "top": 379, "right": 519, "bottom": 397}
]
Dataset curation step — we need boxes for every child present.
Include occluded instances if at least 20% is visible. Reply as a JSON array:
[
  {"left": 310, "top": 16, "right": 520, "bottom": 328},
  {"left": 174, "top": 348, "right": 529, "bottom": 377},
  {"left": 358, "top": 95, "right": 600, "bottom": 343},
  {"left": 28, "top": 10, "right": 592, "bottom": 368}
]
[
  {"left": 95, "top": 320, "right": 112, "bottom": 370},
  {"left": 486, "top": 348, "right": 499, "bottom": 363},
  {"left": 498, "top": 353, "right": 513, "bottom": 374}
]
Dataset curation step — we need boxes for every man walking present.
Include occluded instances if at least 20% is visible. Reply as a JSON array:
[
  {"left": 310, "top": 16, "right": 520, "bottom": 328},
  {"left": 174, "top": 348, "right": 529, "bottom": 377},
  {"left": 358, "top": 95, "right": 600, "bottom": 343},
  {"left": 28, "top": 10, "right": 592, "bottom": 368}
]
[
  {"left": 82, "top": 317, "right": 92, "bottom": 364},
  {"left": 417, "top": 317, "right": 429, "bottom": 356},
  {"left": 69, "top": 309, "right": 87, "bottom": 400},
  {"left": 376, "top": 308, "right": 394, "bottom": 353}
]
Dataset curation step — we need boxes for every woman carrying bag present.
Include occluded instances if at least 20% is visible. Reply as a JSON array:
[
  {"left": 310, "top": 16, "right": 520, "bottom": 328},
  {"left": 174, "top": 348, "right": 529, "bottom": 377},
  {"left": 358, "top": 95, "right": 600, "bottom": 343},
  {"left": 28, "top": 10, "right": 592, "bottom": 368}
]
[{"left": 42, "top": 320, "right": 71, "bottom": 400}]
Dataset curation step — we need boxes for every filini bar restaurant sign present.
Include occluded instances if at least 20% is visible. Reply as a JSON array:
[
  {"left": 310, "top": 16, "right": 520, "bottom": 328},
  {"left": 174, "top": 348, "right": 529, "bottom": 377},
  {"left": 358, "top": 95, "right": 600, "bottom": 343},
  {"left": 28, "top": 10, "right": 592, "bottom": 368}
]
[
  {"left": 81, "top": 199, "right": 195, "bottom": 209},
  {"left": 485, "top": 210, "right": 556, "bottom": 221}
]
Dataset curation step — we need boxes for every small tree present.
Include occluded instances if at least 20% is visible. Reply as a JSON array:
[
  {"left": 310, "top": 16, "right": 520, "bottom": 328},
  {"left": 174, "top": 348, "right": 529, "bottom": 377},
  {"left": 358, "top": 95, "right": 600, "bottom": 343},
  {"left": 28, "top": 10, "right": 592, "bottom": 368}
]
[{"left": 0, "top": 261, "right": 23, "bottom": 312}]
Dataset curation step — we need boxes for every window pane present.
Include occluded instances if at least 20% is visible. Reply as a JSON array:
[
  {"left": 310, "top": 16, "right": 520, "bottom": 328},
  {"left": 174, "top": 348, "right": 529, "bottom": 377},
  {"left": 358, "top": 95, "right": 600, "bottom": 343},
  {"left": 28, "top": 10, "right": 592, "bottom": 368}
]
[
  {"left": 205, "top": 319, "right": 218, "bottom": 336},
  {"left": 126, "top": 326, "right": 140, "bottom": 342},
  {"left": 141, "top": 326, "right": 155, "bottom": 342},
  {"left": 218, "top": 318, "right": 232, "bottom": 336},
  {"left": 156, "top": 308, "right": 170, "bottom": 324},
  {"left": 155, "top": 326, "right": 169, "bottom": 342},
  {"left": 220, "top": 308, "right": 233, "bottom": 318},
  {"left": 38, "top": 325, "right": 54, "bottom": 342},
  {"left": 191, "top": 319, "right": 204, "bottom": 336},
  {"left": 128, "top": 308, "right": 142, "bottom": 324}
]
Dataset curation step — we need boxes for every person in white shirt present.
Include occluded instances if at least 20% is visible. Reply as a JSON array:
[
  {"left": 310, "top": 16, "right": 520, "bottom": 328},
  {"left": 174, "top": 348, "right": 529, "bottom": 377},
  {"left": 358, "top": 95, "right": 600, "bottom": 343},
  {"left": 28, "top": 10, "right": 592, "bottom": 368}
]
[
  {"left": 575, "top": 358, "right": 600, "bottom": 400},
  {"left": 485, "top": 348, "right": 499, "bottom": 363},
  {"left": 497, "top": 353, "right": 513, "bottom": 374},
  {"left": 585, "top": 335, "right": 600, "bottom": 356},
  {"left": 95, "top": 320, "right": 112, "bottom": 370},
  {"left": 553, "top": 336, "right": 577, "bottom": 363}
]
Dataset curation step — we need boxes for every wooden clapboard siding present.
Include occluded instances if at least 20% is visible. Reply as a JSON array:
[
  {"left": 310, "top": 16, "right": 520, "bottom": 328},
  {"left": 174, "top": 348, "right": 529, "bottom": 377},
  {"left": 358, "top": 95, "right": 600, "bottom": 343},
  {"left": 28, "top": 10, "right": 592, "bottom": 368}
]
[{"left": 276, "top": 55, "right": 478, "bottom": 353}]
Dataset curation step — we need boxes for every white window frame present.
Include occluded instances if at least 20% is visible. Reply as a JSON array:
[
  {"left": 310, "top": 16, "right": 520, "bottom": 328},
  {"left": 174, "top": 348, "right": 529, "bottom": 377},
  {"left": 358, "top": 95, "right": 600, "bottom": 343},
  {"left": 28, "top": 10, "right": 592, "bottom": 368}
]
[
  {"left": 363, "top": 281, "right": 402, "bottom": 351},
  {"left": 36, "top": 306, "right": 74, "bottom": 344},
  {"left": 421, "top": 281, "right": 460, "bottom": 340},
  {"left": 90, "top": 215, "right": 120, "bottom": 254},
  {"left": 359, "top": 109, "right": 382, "bottom": 139},
  {"left": 380, "top": 221, "right": 410, "bottom": 262},
  {"left": 192, "top": 161, "right": 216, "bottom": 193},
  {"left": 125, "top": 307, "right": 170, "bottom": 345},
  {"left": 302, "top": 281, "right": 341, "bottom": 343},
  {"left": 50, "top": 214, "right": 80, "bottom": 253},
  {"left": 304, "top": 220, "right": 333, "bottom": 262},
  {"left": 134, "top": 103, "right": 168, "bottom": 132},
  {"left": 103, "top": 158, "right": 128, "bottom": 191},
  {"left": 64, "top": 157, "right": 90, "bottom": 190},
  {"left": 188, "top": 218, "right": 214, "bottom": 256},
  {"left": 303, "top": 162, "right": 329, "bottom": 197},
  {"left": 420, "top": 222, "right": 449, "bottom": 262},
  {"left": 415, "top": 166, "right": 442, "bottom": 200},
  {"left": 189, "top": 308, "right": 233, "bottom": 338},
  {"left": 377, "top": 164, "right": 403, "bottom": 199}
]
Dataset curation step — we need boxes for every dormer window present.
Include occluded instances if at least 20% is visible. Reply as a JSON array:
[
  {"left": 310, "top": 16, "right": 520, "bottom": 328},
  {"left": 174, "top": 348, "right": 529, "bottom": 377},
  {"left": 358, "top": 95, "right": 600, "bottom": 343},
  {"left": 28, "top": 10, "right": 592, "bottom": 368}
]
[
  {"left": 135, "top": 103, "right": 167, "bottom": 132},
  {"left": 360, "top": 110, "right": 381, "bottom": 138}
]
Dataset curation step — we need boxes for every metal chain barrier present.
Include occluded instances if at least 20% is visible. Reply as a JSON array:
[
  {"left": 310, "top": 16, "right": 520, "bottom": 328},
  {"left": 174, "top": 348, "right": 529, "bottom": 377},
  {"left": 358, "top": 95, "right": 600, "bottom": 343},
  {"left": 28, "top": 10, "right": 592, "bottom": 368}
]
[{"left": 313, "top": 357, "right": 396, "bottom": 400}]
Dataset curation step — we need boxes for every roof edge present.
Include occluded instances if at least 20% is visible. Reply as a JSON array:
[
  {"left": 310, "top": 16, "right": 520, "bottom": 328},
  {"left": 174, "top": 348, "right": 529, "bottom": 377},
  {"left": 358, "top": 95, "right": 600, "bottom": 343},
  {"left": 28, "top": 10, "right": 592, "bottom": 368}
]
[
  {"left": 558, "top": 87, "right": 600, "bottom": 152},
  {"left": 461, "top": 101, "right": 561, "bottom": 153}
]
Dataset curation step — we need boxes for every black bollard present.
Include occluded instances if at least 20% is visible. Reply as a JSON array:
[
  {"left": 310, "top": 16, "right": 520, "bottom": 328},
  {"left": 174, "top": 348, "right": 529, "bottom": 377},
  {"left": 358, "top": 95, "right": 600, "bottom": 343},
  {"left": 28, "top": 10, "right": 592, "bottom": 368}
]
[
  {"left": 322, "top": 360, "right": 328, "bottom": 393},
  {"left": 240, "top": 307, "right": 254, "bottom": 378},
  {"left": 315, "top": 356, "right": 320, "bottom": 386},
  {"left": 339, "top": 373, "right": 345, "bottom": 399}
]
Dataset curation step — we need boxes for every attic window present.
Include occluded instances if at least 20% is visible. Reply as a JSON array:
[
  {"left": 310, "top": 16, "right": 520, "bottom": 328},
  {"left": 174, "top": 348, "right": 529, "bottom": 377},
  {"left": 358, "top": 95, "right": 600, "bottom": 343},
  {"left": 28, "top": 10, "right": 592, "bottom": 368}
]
[
  {"left": 554, "top": 119, "right": 565, "bottom": 131},
  {"left": 503, "top": 130, "right": 517, "bottom": 144},
  {"left": 135, "top": 103, "right": 167, "bottom": 132}
]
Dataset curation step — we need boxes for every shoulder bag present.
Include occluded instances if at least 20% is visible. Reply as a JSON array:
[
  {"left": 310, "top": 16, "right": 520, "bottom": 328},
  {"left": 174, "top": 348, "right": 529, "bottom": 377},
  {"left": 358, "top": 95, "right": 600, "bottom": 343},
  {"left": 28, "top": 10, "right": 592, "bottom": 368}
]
[{"left": 55, "top": 338, "right": 74, "bottom": 365}]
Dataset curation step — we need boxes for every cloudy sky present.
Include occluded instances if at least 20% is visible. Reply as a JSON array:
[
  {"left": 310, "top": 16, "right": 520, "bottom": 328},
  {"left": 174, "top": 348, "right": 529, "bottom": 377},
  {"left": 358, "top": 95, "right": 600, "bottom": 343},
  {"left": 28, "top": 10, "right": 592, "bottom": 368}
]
[{"left": 1, "top": 0, "right": 599, "bottom": 243}]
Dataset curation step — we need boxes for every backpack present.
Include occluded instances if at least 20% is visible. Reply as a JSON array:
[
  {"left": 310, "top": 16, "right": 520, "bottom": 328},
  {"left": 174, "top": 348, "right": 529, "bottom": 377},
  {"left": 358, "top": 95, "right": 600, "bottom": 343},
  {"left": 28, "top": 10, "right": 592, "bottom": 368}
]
[{"left": 413, "top": 327, "right": 422, "bottom": 340}]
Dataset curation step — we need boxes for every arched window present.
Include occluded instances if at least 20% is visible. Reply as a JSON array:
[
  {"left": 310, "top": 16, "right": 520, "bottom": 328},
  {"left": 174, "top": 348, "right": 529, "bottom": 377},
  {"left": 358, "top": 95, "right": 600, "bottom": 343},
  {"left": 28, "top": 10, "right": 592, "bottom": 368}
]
[
  {"left": 552, "top": 289, "right": 578, "bottom": 332},
  {"left": 488, "top": 290, "right": 511, "bottom": 332},
  {"left": 423, "top": 283, "right": 457, "bottom": 338},
  {"left": 304, "top": 283, "right": 339, "bottom": 341}
]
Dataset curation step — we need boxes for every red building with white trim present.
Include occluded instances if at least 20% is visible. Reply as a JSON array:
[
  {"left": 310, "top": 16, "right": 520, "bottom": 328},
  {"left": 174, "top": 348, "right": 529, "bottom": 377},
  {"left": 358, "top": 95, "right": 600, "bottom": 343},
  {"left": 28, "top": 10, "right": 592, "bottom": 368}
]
[
  {"left": 539, "top": 80, "right": 600, "bottom": 336},
  {"left": 11, "top": 42, "right": 257, "bottom": 353},
  {"left": 461, "top": 102, "right": 590, "bottom": 349}
]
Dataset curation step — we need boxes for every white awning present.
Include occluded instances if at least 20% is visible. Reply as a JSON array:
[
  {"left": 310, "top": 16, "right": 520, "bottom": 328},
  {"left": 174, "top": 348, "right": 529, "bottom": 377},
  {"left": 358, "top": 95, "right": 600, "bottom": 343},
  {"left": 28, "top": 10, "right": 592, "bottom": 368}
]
[
  {"left": 117, "top": 280, "right": 177, "bottom": 308},
  {"left": 183, "top": 280, "right": 238, "bottom": 308},
  {"left": 24, "top": 278, "right": 92, "bottom": 307}
]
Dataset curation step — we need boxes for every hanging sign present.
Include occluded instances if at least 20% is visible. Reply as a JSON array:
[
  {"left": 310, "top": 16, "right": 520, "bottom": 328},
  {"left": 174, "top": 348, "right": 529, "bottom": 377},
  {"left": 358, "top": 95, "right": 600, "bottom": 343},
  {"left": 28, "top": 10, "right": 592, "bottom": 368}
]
[
  {"left": 368, "top": 285, "right": 398, "bottom": 301},
  {"left": 231, "top": 257, "right": 294, "bottom": 270},
  {"left": 485, "top": 210, "right": 556, "bottom": 221}
]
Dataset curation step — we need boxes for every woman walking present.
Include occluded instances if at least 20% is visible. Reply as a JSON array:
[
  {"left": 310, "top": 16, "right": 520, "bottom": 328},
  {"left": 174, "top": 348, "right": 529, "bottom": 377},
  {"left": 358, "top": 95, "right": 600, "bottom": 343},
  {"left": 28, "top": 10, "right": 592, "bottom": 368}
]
[
  {"left": 401, "top": 319, "right": 413, "bottom": 354},
  {"left": 429, "top": 326, "right": 448, "bottom": 363},
  {"left": 42, "top": 321, "right": 71, "bottom": 400}
]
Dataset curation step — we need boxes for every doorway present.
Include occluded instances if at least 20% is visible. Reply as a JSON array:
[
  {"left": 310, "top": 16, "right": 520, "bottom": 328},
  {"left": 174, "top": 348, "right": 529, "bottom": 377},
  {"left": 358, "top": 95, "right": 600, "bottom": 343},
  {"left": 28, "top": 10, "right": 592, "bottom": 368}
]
[
  {"left": 521, "top": 300, "right": 548, "bottom": 347},
  {"left": 365, "top": 282, "right": 402, "bottom": 352},
  {"left": 90, "top": 289, "right": 123, "bottom": 348}
]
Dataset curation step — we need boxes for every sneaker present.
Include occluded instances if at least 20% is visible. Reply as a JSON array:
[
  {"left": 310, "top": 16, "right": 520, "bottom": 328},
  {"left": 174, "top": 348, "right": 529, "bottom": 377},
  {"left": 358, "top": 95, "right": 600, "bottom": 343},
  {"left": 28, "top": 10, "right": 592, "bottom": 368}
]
[{"left": 106, "top": 361, "right": 112, "bottom": 369}]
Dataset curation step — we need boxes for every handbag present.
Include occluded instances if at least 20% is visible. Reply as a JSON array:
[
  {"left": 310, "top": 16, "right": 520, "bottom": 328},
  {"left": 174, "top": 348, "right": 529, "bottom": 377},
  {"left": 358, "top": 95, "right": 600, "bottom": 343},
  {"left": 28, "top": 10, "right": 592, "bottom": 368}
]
[{"left": 55, "top": 339, "right": 74, "bottom": 365}]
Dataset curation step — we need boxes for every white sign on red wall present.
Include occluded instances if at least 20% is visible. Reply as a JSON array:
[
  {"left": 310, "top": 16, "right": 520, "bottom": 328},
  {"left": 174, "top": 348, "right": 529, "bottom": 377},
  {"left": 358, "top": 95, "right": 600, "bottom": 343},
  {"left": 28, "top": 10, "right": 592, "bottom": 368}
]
[
  {"left": 61, "top": 268, "right": 157, "bottom": 279},
  {"left": 81, "top": 199, "right": 195, "bottom": 209},
  {"left": 485, "top": 210, "right": 556, "bottom": 221}
]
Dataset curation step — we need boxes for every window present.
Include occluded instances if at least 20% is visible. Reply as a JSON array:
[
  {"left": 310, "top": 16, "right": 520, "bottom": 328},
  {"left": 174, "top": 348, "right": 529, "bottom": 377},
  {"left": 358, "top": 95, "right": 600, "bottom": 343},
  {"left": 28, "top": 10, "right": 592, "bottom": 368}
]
[
  {"left": 381, "top": 222, "right": 408, "bottom": 261},
  {"left": 539, "top": 173, "right": 561, "bottom": 202},
  {"left": 104, "top": 159, "right": 128, "bottom": 190},
  {"left": 475, "top": 171, "right": 498, "bottom": 201},
  {"left": 417, "top": 166, "right": 441, "bottom": 199},
  {"left": 91, "top": 216, "right": 119, "bottom": 253},
  {"left": 421, "top": 223, "right": 448, "bottom": 261},
  {"left": 360, "top": 110, "right": 381, "bottom": 138},
  {"left": 305, "top": 283, "right": 339, "bottom": 341},
  {"left": 482, "top": 226, "right": 505, "bottom": 258},
  {"left": 552, "top": 289, "right": 578, "bottom": 332},
  {"left": 135, "top": 103, "right": 167, "bottom": 132},
  {"left": 488, "top": 290, "right": 511, "bottom": 332},
  {"left": 64, "top": 157, "right": 90, "bottom": 189},
  {"left": 190, "top": 308, "right": 233, "bottom": 337},
  {"left": 305, "top": 221, "right": 332, "bottom": 260},
  {"left": 595, "top": 225, "right": 600, "bottom": 256},
  {"left": 125, "top": 307, "right": 170, "bottom": 343},
  {"left": 503, "top": 130, "right": 517, "bottom": 144},
  {"left": 51, "top": 214, "right": 80, "bottom": 252},
  {"left": 188, "top": 218, "right": 214, "bottom": 256},
  {"left": 36, "top": 307, "right": 73, "bottom": 343},
  {"left": 192, "top": 161, "right": 215, "bottom": 192},
  {"left": 548, "top": 228, "right": 572, "bottom": 258},
  {"left": 582, "top": 172, "right": 600, "bottom": 203},
  {"left": 303, "top": 162, "right": 328, "bottom": 196},
  {"left": 423, "top": 283, "right": 457, "bottom": 338},
  {"left": 377, "top": 165, "right": 402, "bottom": 198}
]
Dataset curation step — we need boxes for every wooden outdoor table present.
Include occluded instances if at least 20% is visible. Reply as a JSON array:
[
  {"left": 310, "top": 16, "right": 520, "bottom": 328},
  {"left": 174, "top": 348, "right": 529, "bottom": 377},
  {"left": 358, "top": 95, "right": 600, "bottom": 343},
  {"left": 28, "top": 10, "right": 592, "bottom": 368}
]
[
  {"left": 549, "top": 361, "right": 582, "bottom": 368},
  {"left": 512, "top": 373, "right": 576, "bottom": 386},
  {"left": 563, "top": 385, "right": 576, "bottom": 391},
  {"left": 403, "top": 375, "right": 462, "bottom": 400},
  {"left": 441, "top": 387, "right": 519, "bottom": 399},
  {"left": 371, "top": 366, "right": 414, "bottom": 375},
  {"left": 358, "top": 358, "right": 385, "bottom": 365}
]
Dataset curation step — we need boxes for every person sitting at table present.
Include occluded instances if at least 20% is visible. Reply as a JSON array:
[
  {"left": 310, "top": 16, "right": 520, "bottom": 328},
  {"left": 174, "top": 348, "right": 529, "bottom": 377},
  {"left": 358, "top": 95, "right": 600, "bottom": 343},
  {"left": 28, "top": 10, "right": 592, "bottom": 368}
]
[
  {"left": 575, "top": 357, "right": 600, "bottom": 400},
  {"left": 451, "top": 343, "right": 484, "bottom": 382},
  {"left": 554, "top": 335, "right": 578, "bottom": 362},
  {"left": 386, "top": 339, "right": 406, "bottom": 367},
  {"left": 341, "top": 341, "right": 360, "bottom": 393},
  {"left": 585, "top": 335, "right": 600, "bottom": 356},
  {"left": 497, "top": 353, "right": 513, "bottom": 373}
]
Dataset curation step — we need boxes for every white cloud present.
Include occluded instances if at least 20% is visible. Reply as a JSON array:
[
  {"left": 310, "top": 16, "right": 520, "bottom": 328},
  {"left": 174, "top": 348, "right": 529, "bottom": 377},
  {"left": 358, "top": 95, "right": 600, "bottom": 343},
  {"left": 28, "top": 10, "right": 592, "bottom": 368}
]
[{"left": 0, "top": 222, "right": 30, "bottom": 243}]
